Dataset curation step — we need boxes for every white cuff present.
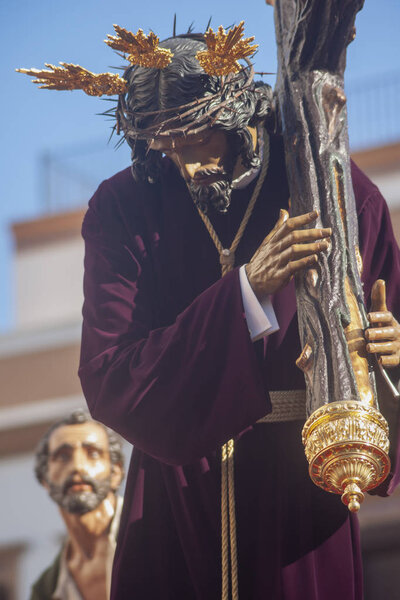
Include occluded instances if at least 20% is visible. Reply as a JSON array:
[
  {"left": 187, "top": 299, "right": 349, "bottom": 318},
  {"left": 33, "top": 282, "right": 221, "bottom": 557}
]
[{"left": 239, "top": 265, "right": 280, "bottom": 342}]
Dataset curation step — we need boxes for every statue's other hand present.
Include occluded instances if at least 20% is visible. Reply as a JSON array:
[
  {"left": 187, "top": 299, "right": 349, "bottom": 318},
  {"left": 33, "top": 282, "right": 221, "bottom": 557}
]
[
  {"left": 366, "top": 279, "right": 400, "bottom": 368},
  {"left": 245, "top": 209, "right": 331, "bottom": 302}
]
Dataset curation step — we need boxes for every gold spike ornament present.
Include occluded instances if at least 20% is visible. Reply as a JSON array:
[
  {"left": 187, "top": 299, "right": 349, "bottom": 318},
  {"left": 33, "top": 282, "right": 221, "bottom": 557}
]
[
  {"left": 16, "top": 63, "right": 127, "bottom": 97},
  {"left": 105, "top": 25, "right": 173, "bottom": 69},
  {"left": 196, "top": 21, "right": 258, "bottom": 77}
]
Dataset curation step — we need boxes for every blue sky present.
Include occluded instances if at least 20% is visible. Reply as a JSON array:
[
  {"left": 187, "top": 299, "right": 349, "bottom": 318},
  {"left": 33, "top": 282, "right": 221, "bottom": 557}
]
[{"left": 1, "top": 0, "right": 400, "bottom": 331}]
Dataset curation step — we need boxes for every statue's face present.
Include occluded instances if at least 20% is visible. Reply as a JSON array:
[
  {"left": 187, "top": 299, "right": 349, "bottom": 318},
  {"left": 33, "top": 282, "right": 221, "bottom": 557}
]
[
  {"left": 151, "top": 126, "right": 257, "bottom": 213},
  {"left": 151, "top": 129, "right": 230, "bottom": 185},
  {"left": 44, "top": 422, "right": 115, "bottom": 515}
]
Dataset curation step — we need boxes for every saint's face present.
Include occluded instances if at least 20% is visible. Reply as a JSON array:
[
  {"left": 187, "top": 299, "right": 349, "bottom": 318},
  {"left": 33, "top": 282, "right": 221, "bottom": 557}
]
[
  {"left": 150, "top": 129, "right": 231, "bottom": 185},
  {"left": 150, "top": 126, "right": 258, "bottom": 213},
  {"left": 45, "top": 422, "right": 113, "bottom": 514}
]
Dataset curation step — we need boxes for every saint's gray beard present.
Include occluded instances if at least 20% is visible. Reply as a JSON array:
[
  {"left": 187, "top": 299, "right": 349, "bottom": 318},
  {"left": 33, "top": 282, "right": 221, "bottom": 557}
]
[
  {"left": 47, "top": 473, "right": 112, "bottom": 515},
  {"left": 188, "top": 178, "right": 233, "bottom": 214}
]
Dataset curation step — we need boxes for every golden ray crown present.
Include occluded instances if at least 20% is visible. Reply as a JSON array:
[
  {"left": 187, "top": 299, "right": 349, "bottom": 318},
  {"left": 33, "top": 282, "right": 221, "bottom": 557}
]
[
  {"left": 105, "top": 25, "right": 174, "bottom": 69},
  {"left": 16, "top": 63, "right": 127, "bottom": 97},
  {"left": 17, "top": 21, "right": 258, "bottom": 99},
  {"left": 196, "top": 21, "right": 258, "bottom": 76}
]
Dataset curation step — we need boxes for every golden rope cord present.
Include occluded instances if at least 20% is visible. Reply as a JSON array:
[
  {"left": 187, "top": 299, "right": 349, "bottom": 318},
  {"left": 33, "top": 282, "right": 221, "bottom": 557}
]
[
  {"left": 227, "top": 438, "right": 238, "bottom": 599},
  {"left": 196, "top": 130, "right": 270, "bottom": 600},
  {"left": 196, "top": 130, "right": 270, "bottom": 277},
  {"left": 221, "top": 442, "right": 229, "bottom": 600}
]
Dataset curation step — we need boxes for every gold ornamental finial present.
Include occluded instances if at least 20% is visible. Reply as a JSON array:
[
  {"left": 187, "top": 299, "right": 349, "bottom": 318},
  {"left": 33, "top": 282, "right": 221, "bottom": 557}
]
[
  {"left": 16, "top": 63, "right": 127, "bottom": 97},
  {"left": 196, "top": 21, "right": 258, "bottom": 76},
  {"left": 105, "top": 25, "right": 174, "bottom": 69}
]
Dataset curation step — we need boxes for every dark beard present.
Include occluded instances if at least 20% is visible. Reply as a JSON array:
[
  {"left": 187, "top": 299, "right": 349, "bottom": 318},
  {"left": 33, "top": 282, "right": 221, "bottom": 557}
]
[
  {"left": 188, "top": 178, "right": 233, "bottom": 214},
  {"left": 48, "top": 473, "right": 112, "bottom": 515}
]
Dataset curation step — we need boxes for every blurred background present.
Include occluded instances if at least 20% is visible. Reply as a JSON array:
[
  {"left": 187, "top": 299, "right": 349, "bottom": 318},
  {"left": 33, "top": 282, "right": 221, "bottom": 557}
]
[{"left": 1, "top": 1, "right": 400, "bottom": 598}]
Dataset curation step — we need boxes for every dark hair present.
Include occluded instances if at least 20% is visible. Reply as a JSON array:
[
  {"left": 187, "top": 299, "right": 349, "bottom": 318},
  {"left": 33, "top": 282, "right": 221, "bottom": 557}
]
[
  {"left": 117, "top": 35, "right": 274, "bottom": 183},
  {"left": 34, "top": 409, "right": 124, "bottom": 485}
]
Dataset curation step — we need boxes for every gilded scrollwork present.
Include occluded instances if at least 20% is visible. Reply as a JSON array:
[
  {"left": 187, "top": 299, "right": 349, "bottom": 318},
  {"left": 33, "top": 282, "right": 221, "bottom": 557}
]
[{"left": 302, "top": 401, "right": 390, "bottom": 511}]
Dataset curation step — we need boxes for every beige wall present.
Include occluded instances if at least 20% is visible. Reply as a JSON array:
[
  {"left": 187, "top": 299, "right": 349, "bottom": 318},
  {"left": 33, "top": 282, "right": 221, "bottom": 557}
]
[{"left": 0, "top": 343, "right": 81, "bottom": 409}]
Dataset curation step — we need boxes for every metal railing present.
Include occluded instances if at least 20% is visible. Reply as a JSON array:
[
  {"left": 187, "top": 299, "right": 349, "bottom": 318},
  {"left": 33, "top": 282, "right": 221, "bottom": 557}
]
[{"left": 39, "top": 139, "right": 129, "bottom": 213}]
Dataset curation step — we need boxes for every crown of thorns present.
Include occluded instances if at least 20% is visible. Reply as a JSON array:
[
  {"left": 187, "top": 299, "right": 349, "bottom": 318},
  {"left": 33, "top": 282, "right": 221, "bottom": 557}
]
[{"left": 17, "top": 21, "right": 259, "bottom": 142}]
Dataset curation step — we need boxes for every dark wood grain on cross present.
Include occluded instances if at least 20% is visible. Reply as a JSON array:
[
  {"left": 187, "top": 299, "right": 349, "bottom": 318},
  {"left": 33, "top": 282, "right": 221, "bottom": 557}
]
[{"left": 271, "top": 0, "right": 378, "bottom": 415}]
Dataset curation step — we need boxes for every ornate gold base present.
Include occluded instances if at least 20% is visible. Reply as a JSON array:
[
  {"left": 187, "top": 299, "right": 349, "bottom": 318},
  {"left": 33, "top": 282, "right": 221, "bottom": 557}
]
[{"left": 302, "top": 401, "right": 391, "bottom": 512}]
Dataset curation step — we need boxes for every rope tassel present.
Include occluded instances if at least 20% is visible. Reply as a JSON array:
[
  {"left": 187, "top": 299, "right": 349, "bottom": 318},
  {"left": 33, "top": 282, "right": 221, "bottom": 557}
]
[{"left": 221, "top": 439, "right": 239, "bottom": 599}]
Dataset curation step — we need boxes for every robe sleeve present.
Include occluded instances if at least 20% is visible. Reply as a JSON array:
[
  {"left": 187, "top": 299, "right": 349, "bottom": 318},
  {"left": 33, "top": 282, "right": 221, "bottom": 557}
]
[
  {"left": 78, "top": 180, "right": 269, "bottom": 465},
  {"left": 357, "top": 184, "right": 400, "bottom": 496}
]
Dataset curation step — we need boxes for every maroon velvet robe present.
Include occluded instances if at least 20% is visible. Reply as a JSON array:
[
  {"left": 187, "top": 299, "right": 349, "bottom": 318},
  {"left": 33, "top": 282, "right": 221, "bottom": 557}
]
[{"left": 79, "top": 135, "right": 400, "bottom": 599}]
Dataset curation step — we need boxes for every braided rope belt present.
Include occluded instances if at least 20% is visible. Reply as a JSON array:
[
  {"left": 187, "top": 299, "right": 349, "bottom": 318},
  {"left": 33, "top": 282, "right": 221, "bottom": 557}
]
[{"left": 257, "top": 390, "right": 307, "bottom": 423}]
